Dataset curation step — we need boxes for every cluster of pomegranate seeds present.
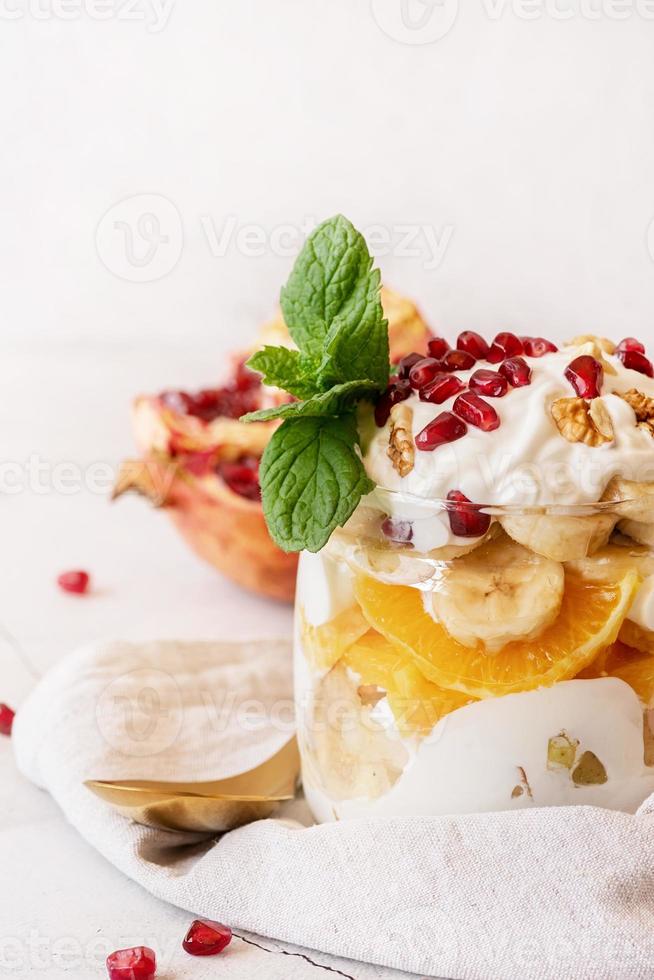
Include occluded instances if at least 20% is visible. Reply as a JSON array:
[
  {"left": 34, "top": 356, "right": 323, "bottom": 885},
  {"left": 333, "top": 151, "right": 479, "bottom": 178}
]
[
  {"left": 521, "top": 336, "right": 558, "bottom": 357},
  {"left": 57, "top": 570, "right": 90, "bottom": 595},
  {"left": 415, "top": 412, "right": 467, "bottom": 451},
  {"left": 0, "top": 704, "right": 15, "bottom": 737},
  {"left": 182, "top": 919, "right": 233, "bottom": 957},
  {"left": 106, "top": 946, "right": 156, "bottom": 980},
  {"left": 457, "top": 331, "right": 489, "bottom": 360},
  {"left": 374, "top": 379, "right": 412, "bottom": 426},
  {"left": 487, "top": 332, "right": 524, "bottom": 364},
  {"left": 216, "top": 455, "right": 261, "bottom": 501},
  {"left": 381, "top": 517, "right": 413, "bottom": 542},
  {"left": 446, "top": 490, "right": 492, "bottom": 538},
  {"left": 453, "top": 392, "right": 500, "bottom": 432},
  {"left": 161, "top": 361, "right": 262, "bottom": 423},
  {"left": 565, "top": 355, "right": 604, "bottom": 399},
  {"left": 499, "top": 356, "right": 532, "bottom": 387},
  {"left": 427, "top": 337, "right": 450, "bottom": 359},
  {"left": 419, "top": 373, "right": 466, "bottom": 405},
  {"left": 469, "top": 369, "right": 508, "bottom": 398},
  {"left": 408, "top": 357, "right": 442, "bottom": 389}
]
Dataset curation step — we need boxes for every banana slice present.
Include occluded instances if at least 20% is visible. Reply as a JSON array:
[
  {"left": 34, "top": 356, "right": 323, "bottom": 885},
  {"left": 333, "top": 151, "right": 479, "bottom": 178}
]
[
  {"left": 619, "top": 518, "right": 654, "bottom": 548},
  {"left": 567, "top": 539, "right": 654, "bottom": 582},
  {"left": 601, "top": 476, "right": 654, "bottom": 522},
  {"left": 500, "top": 512, "right": 616, "bottom": 562},
  {"left": 430, "top": 534, "right": 565, "bottom": 652}
]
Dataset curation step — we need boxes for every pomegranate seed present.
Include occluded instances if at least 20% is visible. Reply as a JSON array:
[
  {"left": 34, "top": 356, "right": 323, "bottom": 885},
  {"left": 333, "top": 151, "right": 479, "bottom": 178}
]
[
  {"left": 57, "top": 570, "right": 90, "bottom": 595},
  {"left": 441, "top": 349, "right": 476, "bottom": 372},
  {"left": 234, "top": 360, "right": 261, "bottom": 391},
  {"left": 499, "top": 356, "right": 532, "bottom": 387},
  {"left": 521, "top": 336, "right": 558, "bottom": 357},
  {"left": 468, "top": 369, "right": 508, "bottom": 398},
  {"left": 408, "top": 357, "right": 443, "bottom": 390},
  {"left": 0, "top": 704, "right": 15, "bottom": 737},
  {"left": 427, "top": 337, "right": 451, "bottom": 359},
  {"left": 182, "top": 919, "right": 232, "bottom": 957},
  {"left": 446, "top": 490, "right": 491, "bottom": 538},
  {"left": 617, "top": 348, "right": 654, "bottom": 378},
  {"left": 217, "top": 456, "right": 261, "bottom": 501},
  {"left": 381, "top": 517, "right": 413, "bottom": 543},
  {"left": 415, "top": 412, "right": 467, "bottom": 451},
  {"left": 616, "top": 337, "right": 645, "bottom": 354},
  {"left": 453, "top": 392, "right": 500, "bottom": 432},
  {"left": 397, "top": 352, "right": 424, "bottom": 379},
  {"left": 419, "top": 373, "right": 466, "bottom": 405},
  {"left": 374, "top": 380, "right": 412, "bottom": 426},
  {"left": 457, "top": 331, "right": 489, "bottom": 361},
  {"left": 106, "top": 946, "right": 156, "bottom": 980},
  {"left": 161, "top": 390, "right": 194, "bottom": 414},
  {"left": 565, "top": 355, "right": 604, "bottom": 398},
  {"left": 487, "top": 332, "right": 524, "bottom": 364}
]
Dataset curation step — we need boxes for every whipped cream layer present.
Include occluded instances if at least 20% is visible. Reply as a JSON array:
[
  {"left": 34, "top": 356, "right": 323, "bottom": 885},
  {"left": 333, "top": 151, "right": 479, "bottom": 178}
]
[{"left": 363, "top": 346, "right": 654, "bottom": 507}]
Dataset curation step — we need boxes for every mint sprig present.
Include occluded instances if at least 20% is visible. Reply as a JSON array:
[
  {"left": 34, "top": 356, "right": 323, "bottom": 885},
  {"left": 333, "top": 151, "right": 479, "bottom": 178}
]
[{"left": 242, "top": 215, "right": 389, "bottom": 553}]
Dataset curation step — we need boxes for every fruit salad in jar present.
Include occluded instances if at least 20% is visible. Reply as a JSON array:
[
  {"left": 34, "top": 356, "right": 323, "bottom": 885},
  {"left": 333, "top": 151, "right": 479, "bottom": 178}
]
[{"left": 242, "top": 215, "right": 654, "bottom": 820}]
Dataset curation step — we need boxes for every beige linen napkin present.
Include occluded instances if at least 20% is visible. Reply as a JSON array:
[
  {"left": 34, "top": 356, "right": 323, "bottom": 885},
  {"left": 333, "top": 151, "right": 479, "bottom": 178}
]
[{"left": 12, "top": 637, "right": 654, "bottom": 980}]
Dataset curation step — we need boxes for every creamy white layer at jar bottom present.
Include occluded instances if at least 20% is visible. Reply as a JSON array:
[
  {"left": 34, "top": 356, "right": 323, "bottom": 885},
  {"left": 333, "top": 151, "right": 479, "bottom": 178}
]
[{"left": 294, "top": 549, "right": 654, "bottom": 821}]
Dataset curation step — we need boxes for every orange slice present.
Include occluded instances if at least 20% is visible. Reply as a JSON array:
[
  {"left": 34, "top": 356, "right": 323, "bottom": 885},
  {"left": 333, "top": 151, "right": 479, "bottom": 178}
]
[
  {"left": 354, "top": 570, "right": 639, "bottom": 699},
  {"left": 342, "top": 630, "right": 474, "bottom": 733},
  {"left": 298, "top": 605, "right": 369, "bottom": 671}
]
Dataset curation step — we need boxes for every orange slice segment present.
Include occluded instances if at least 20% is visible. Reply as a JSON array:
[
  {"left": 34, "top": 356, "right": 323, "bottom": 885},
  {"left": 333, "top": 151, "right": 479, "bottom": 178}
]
[
  {"left": 354, "top": 570, "right": 639, "bottom": 699},
  {"left": 342, "top": 630, "right": 475, "bottom": 733},
  {"left": 298, "top": 605, "right": 369, "bottom": 671}
]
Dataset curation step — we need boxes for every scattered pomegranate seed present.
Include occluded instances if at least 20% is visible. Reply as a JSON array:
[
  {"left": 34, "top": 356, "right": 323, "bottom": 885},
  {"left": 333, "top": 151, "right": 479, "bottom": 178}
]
[
  {"left": 0, "top": 704, "right": 15, "bottom": 737},
  {"left": 374, "top": 380, "right": 412, "bottom": 426},
  {"left": 499, "top": 356, "right": 532, "bottom": 387},
  {"left": 216, "top": 456, "right": 261, "bottom": 501},
  {"left": 521, "top": 336, "right": 558, "bottom": 357},
  {"left": 457, "top": 331, "right": 489, "bottom": 361},
  {"left": 160, "top": 361, "right": 262, "bottom": 423},
  {"left": 468, "top": 369, "right": 508, "bottom": 398},
  {"left": 106, "top": 946, "right": 156, "bottom": 980},
  {"left": 427, "top": 337, "right": 451, "bottom": 359},
  {"left": 419, "top": 373, "right": 466, "bottom": 405},
  {"left": 446, "top": 490, "right": 492, "bottom": 538},
  {"left": 381, "top": 517, "right": 413, "bottom": 543},
  {"left": 441, "top": 349, "right": 476, "bottom": 372},
  {"left": 182, "top": 919, "right": 233, "bottom": 957},
  {"left": 453, "top": 392, "right": 500, "bottom": 431},
  {"left": 408, "top": 357, "right": 443, "bottom": 390},
  {"left": 397, "top": 352, "right": 425, "bottom": 379},
  {"left": 415, "top": 412, "right": 467, "bottom": 451},
  {"left": 487, "top": 332, "right": 524, "bottom": 364},
  {"left": 565, "top": 355, "right": 604, "bottom": 398},
  {"left": 616, "top": 337, "right": 646, "bottom": 354},
  {"left": 617, "top": 348, "right": 654, "bottom": 378},
  {"left": 57, "top": 570, "right": 90, "bottom": 595}
]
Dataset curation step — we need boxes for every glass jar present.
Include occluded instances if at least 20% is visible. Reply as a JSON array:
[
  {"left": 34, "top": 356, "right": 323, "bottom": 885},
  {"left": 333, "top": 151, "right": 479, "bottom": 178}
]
[{"left": 294, "top": 490, "right": 654, "bottom": 821}]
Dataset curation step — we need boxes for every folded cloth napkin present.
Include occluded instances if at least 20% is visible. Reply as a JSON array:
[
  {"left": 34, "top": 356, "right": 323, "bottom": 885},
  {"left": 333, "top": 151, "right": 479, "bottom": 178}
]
[{"left": 13, "top": 637, "right": 654, "bottom": 980}]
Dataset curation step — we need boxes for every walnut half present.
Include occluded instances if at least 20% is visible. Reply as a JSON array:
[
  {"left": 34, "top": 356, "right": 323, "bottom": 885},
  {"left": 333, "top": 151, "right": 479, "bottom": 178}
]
[
  {"left": 618, "top": 388, "right": 654, "bottom": 438},
  {"left": 551, "top": 397, "right": 614, "bottom": 447},
  {"left": 387, "top": 402, "right": 415, "bottom": 477}
]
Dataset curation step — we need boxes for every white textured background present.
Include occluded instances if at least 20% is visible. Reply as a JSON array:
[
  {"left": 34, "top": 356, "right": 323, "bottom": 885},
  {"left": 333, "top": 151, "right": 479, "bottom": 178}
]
[{"left": 3, "top": 0, "right": 654, "bottom": 362}]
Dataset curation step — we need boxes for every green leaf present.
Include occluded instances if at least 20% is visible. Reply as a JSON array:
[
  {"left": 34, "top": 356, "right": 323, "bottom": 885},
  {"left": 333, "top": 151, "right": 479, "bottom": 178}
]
[
  {"left": 259, "top": 414, "right": 375, "bottom": 553},
  {"left": 246, "top": 347, "right": 320, "bottom": 399},
  {"left": 240, "top": 379, "right": 378, "bottom": 424},
  {"left": 280, "top": 215, "right": 388, "bottom": 389}
]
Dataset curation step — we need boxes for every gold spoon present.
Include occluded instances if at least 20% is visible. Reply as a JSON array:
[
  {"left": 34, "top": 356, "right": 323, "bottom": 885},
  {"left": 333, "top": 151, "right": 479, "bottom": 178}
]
[{"left": 85, "top": 737, "right": 300, "bottom": 833}]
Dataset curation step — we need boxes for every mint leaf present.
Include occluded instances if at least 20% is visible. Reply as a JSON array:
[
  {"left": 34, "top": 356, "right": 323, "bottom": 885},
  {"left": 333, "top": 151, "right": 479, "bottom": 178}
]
[
  {"left": 241, "top": 379, "right": 378, "bottom": 424},
  {"left": 259, "top": 414, "right": 374, "bottom": 553},
  {"left": 246, "top": 347, "right": 320, "bottom": 399},
  {"left": 280, "top": 215, "right": 388, "bottom": 390}
]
